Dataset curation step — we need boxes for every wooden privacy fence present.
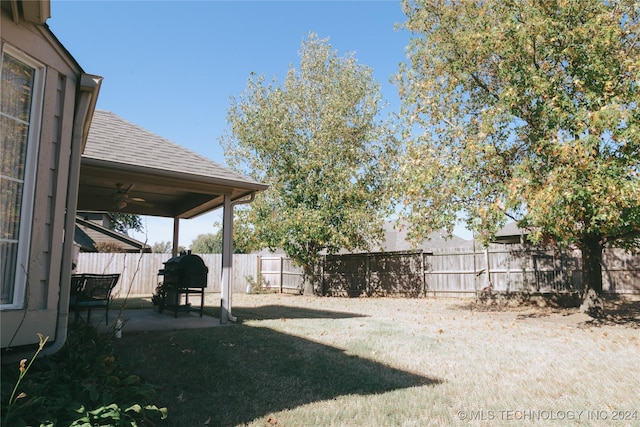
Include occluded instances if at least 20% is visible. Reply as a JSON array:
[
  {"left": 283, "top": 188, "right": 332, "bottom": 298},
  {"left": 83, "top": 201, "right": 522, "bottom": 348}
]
[
  {"left": 319, "top": 246, "right": 639, "bottom": 297},
  {"left": 78, "top": 246, "right": 639, "bottom": 298},
  {"left": 258, "top": 257, "right": 305, "bottom": 293},
  {"left": 76, "top": 253, "right": 259, "bottom": 297},
  {"left": 256, "top": 246, "right": 639, "bottom": 297}
]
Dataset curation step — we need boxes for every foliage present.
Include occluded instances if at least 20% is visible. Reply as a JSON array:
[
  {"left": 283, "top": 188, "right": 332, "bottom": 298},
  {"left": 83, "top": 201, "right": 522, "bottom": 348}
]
[
  {"left": 94, "top": 241, "right": 126, "bottom": 253},
  {"left": 109, "top": 213, "right": 143, "bottom": 235},
  {"left": 189, "top": 222, "right": 251, "bottom": 254},
  {"left": 190, "top": 233, "right": 222, "bottom": 254},
  {"left": 0, "top": 323, "right": 167, "bottom": 426},
  {"left": 151, "top": 241, "right": 186, "bottom": 254},
  {"left": 395, "top": 0, "right": 640, "bottom": 291},
  {"left": 244, "top": 275, "right": 273, "bottom": 294},
  {"left": 152, "top": 241, "right": 172, "bottom": 254},
  {"left": 2, "top": 334, "right": 48, "bottom": 424},
  {"left": 221, "top": 33, "right": 396, "bottom": 272}
]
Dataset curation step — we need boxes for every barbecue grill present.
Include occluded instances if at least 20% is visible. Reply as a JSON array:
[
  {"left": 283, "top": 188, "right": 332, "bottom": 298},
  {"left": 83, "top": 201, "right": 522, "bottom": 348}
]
[{"left": 157, "top": 251, "right": 208, "bottom": 317}]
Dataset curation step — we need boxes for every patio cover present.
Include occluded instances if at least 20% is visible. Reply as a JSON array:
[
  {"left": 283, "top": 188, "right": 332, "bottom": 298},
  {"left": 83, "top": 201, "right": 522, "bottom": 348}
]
[
  {"left": 78, "top": 110, "right": 266, "bottom": 219},
  {"left": 77, "top": 110, "right": 268, "bottom": 322}
]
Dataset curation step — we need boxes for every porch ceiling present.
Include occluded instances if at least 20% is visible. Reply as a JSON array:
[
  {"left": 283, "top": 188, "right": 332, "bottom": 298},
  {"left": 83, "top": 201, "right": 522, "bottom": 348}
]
[{"left": 77, "top": 110, "right": 267, "bottom": 219}]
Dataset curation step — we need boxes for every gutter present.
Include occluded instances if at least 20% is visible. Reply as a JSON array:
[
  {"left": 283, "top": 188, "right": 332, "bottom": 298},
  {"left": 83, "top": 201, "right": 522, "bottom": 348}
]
[
  {"left": 81, "top": 157, "right": 269, "bottom": 192},
  {"left": 41, "top": 74, "right": 102, "bottom": 357}
]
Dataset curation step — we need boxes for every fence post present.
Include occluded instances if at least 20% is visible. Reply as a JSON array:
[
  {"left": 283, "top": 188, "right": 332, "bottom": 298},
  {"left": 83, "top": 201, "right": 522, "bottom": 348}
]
[
  {"left": 256, "top": 256, "right": 261, "bottom": 291},
  {"left": 421, "top": 251, "right": 426, "bottom": 297},
  {"left": 365, "top": 254, "right": 370, "bottom": 296},
  {"left": 280, "top": 257, "right": 284, "bottom": 294}
]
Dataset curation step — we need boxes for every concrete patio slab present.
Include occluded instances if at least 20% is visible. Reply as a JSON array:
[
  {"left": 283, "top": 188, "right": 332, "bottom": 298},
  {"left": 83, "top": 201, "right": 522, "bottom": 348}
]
[{"left": 83, "top": 309, "right": 225, "bottom": 335}]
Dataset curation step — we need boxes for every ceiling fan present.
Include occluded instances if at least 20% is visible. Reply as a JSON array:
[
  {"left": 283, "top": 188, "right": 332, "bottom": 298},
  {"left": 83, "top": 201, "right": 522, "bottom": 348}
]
[{"left": 111, "top": 183, "right": 153, "bottom": 209}]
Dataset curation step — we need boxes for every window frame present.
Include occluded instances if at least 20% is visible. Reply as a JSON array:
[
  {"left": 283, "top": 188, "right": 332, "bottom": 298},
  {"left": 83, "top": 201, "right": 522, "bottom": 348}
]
[{"left": 0, "top": 43, "right": 46, "bottom": 310}]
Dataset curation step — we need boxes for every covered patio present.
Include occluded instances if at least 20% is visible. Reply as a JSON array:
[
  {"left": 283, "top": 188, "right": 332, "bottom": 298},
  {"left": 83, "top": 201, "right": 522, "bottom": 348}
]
[{"left": 75, "top": 110, "right": 267, "bottom": 323}]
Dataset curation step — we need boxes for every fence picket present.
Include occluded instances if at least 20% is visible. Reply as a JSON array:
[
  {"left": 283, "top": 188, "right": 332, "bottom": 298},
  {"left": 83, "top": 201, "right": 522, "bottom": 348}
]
[{"left": 77, "top": 246, "right": 639, "bottom": 297}]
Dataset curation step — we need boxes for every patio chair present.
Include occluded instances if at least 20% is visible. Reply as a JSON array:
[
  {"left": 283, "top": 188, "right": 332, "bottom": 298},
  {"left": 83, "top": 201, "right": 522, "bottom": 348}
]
[{"left": 71, "top": 273, "right": 120, "bottom": 325}]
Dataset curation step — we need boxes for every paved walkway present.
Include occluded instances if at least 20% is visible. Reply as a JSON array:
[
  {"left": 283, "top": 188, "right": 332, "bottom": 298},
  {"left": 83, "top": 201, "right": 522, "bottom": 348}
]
[{"left": 85, "top": 308, "right": 224, "bottom": 335}]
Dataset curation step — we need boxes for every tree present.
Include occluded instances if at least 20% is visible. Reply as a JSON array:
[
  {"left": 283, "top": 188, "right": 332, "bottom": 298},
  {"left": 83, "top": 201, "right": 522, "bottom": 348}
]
[
  {"left": 152, "top": 241, "right": 172, "bottom": 254},
  {"left": 188, "top": 222, "right": 251, "bottom": 254},
  {"left": 94, "top": 242, "right": 125, "bottom": 253},
  {"left": 109, "top": 212, "right": 143, "bottom": 235},
  {"left": 190, "top": 233, "right": 221, "bottom": 254},
  {"left": 395, "top": 0, "right": 639, "bottom": 296},
  {"left": 221, "top": 33, "right": 395, "bottom": 292}
]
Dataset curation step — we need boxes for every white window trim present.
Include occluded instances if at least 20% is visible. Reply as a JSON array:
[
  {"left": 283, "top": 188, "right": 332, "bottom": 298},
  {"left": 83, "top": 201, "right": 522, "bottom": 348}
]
[{"left": 1, "top": 43, "right": 46, "bottom": 310}]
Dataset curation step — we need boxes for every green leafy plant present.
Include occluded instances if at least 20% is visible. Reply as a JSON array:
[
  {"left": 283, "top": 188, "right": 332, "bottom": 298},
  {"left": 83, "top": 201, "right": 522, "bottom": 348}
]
[
  {"left": 2, "top": 333, "right": 49, "bottom": 425},
  {"left": 1, "top": 324, "right": 167, "bottom": 426},
  {"left": 244, "top": 275, "right": 274, "bottom": 294},
  {"left": 151, "top": 282, "right": 166, "bottom": 306}
]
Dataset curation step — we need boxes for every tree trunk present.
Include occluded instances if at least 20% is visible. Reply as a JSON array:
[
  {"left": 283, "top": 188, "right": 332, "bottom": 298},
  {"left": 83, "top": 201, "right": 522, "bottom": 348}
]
[
  {"left": 579, "top": 233, "right": 604, "bottom": 316},
  {"left": 581, "top": 233, "right": 603, "bottom": 293},
  {"left": 302, "top": 263, "right": 317, "bottom": 296}
]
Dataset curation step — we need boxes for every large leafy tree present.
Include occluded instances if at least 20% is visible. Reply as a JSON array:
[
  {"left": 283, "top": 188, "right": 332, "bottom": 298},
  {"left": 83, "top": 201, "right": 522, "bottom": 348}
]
[
  {"left": 190, "top": 233, "right": 222, "bottom": 254},
  {"left": 189, "top": 222, "right": 251, "bottom": 254},
  {"left": 395, "top": 0, "right": 639, "bottom": 294},
  {"left": 221, "top": 33, "right": 395, "bottom": 290},
  {"left": 109, "top": 212, "right": 143, "bottom": 235},
  {"left": 151, "top": 241, "right": 172, "bottom": 254}
]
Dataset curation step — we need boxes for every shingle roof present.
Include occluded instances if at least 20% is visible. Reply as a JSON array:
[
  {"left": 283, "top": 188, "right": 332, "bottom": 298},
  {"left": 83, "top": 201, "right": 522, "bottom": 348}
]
[
  {"left": 376, "top": 222, "right": 471, "bottom": 252},
  {"left": 84, "top": 110, "right": 261, "bottom": 186},
  {"left": 253, "top": 222, "right": 472, "bottom": 256},
  {"left": 75, "top": 216, "right": 151, "bottom": 253},
  {"left": 495, "top": 221, "right": 528, "bottom": 238}
]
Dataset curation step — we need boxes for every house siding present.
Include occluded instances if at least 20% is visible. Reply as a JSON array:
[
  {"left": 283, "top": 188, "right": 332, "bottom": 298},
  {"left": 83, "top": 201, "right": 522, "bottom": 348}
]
[{"left": 1, "top": 10, "right": 83, "bottom": 348}]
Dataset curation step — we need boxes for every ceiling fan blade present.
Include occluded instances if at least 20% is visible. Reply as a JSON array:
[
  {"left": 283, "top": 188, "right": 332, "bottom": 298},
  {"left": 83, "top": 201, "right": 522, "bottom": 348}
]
[{"left": 127, "top": 199, "right": 154, "bottom": 208}]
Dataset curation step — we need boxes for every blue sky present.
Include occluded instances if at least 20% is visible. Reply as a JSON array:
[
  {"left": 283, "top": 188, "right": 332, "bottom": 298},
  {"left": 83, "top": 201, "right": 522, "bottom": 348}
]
[
  {"left": 51, "top": 1, "right": 475, "bottom": 246},
  {"left": 48, "top": 0, "right": 417, "bottom": 246}
]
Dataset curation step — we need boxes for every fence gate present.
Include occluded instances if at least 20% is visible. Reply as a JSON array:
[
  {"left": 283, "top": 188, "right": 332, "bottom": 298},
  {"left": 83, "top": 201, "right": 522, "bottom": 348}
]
[{"left": 258, "top": 256, "right": 304, "bottom": 293}]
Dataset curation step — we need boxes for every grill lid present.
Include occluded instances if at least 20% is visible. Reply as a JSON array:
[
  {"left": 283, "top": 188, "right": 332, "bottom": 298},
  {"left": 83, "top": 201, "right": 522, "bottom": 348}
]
[{"left": 163, "top": 251, "right": 208, "bottom": 273}]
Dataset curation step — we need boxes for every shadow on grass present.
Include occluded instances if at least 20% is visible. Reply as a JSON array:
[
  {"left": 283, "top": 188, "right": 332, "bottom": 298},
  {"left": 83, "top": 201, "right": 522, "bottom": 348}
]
[
  {"left": 580, "top": 297, "right": 640, "bottom": 329},
  {"left": 232, "top": 304, "right": 368, "bottom": 321},
  {"left": 117, "top": 325, "right": 441, "bottom": 426}
]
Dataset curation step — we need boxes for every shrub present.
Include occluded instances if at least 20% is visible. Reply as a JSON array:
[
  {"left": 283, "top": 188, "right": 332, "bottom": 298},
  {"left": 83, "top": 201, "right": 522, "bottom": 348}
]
[{"left": 1, "top": 322, "right": 167, "bottom": 426}]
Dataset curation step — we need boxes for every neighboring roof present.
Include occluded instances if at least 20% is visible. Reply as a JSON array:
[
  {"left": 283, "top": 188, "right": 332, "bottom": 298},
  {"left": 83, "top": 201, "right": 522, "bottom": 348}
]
[
  {"left": 74, "top": 225, "right": 96, "bottom": 252},
  {"left": 374, "top": 222, "right": 471, "bottom": 253},
  {"left": 77, "top": 110, "right": 268, "bottom": 219},
  {"left": 253, "top": 222, "right": 472, "bottom": 256},
  {"left": 493, "top": 222, "right": 529, "bottom": 244},
  {"left": 75, "top": 216, "right": 151, "bottom": 253}
]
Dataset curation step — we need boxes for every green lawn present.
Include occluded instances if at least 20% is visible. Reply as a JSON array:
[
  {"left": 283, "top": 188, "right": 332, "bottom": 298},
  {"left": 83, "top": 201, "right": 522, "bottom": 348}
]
[{"left": 115, "top": 293, "right": 640, "bottom": 426}]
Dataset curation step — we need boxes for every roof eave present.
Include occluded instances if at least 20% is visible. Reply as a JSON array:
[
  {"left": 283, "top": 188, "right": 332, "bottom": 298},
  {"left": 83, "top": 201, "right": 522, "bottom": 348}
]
[{"left": 81, "top": 157, "right": 268, "bottom": 193}]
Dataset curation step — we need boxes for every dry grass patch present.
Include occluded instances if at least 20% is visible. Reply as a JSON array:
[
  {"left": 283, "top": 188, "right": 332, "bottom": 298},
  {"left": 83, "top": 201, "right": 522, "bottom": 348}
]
[{"left": 116, "top": 293, "right": 640, "bottom": 426}]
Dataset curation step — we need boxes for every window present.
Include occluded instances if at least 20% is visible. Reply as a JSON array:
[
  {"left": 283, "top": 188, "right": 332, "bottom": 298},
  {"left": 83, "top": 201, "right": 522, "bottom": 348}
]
[{"left": 1, "top": 45, "right": 44, "bottom": 308}]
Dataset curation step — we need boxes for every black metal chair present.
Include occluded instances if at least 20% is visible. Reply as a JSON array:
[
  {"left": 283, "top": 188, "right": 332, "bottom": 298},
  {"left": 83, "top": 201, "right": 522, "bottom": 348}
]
[{"left": 70, "top": 273, "right": 120, "bottom": 324}]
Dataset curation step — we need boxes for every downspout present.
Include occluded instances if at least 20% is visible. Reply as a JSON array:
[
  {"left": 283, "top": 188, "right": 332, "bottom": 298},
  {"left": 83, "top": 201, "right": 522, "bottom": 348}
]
[
  {"left": 220, "top": 193, "right": 255, "bottom": 324},
  {"left": 41, "top": 74, "right": 102, "bottom": 357}
]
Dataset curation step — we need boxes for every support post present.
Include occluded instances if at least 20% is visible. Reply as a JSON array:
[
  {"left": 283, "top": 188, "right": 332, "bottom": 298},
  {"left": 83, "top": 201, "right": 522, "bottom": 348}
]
[
  {"left": 220, "top": 194, "right": 234, "bottom": 323},
  {"left": 172, "top": 218, "right": 180, "bottom": 257},
  {"left": 220, "top": 193, "right": 255, "bottom": 323}
]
